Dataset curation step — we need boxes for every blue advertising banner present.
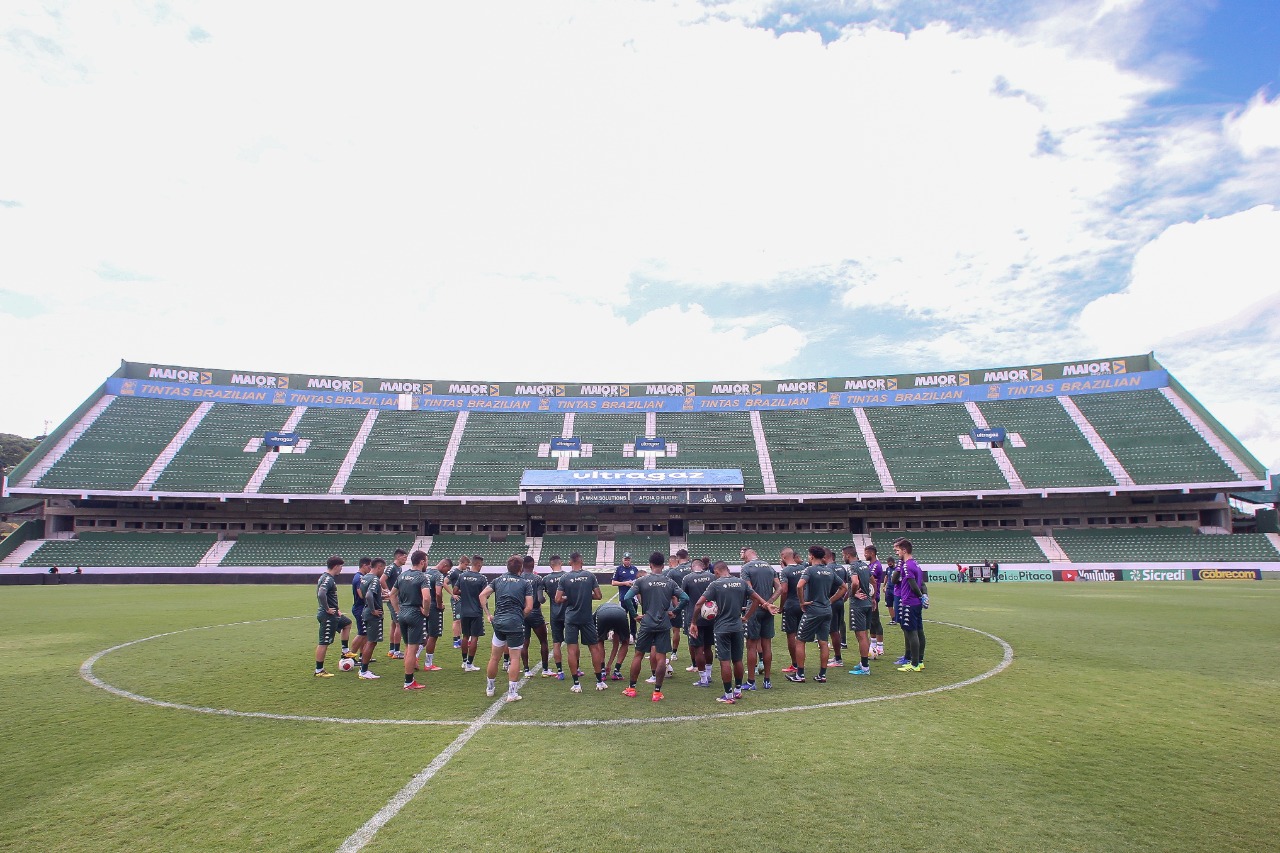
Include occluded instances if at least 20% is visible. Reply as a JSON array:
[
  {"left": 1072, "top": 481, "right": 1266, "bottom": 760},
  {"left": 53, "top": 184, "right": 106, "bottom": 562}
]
[
  {"left": 263, "top": 431, "right": 299, "bottom": 447},
  {"left": 971, "top": 427, "right": 1006, "bottom": 443},
  {"left": 520, "top": 469, "right": 745, "bottom": 489},
  {"left": 108, "top": 370, "right": 1170, "bottom": 415},
  {"left": 635, "top": 437, "right": 667, "bottom": 452},
  {"left": 549, "top": 437, "right": 582, "bottom": 452}
]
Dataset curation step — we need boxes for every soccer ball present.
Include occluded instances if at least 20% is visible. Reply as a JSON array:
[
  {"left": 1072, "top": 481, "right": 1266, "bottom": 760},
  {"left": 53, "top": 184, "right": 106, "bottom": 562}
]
[
  {"left": 700, "top": 600, "right": 718, "bottom": 620},
  {"left": 338, "top": 658, "right": 355, "bottom": 672}
]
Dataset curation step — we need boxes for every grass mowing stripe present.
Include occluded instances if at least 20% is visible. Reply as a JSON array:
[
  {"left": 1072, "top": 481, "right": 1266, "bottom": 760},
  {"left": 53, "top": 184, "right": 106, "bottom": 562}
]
[{"left": 336, "top": 665, "right": 542, "bottom": 853}]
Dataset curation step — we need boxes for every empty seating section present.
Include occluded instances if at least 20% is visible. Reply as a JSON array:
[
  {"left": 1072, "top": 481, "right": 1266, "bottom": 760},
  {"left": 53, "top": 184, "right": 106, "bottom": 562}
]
[
  {"left": 975, "top": 398, "right": 1114, "bottom": 489},
  {"left": 22, "top": 533, "right": 218, "bottom": 567},
  {"left": 611, "top": 535, "right": 672, "bottom": 563},
  {"left": 869, "top": 531, "right": 1049, "bottom": 564},
  {"left": 760, "top": 409, "right": 882, "bottom": 494},
  {"left": 344, "top": 411, "right": 455, "bottom": 495},
  {"left": 446, "top": 413, "right": 562, "bottom": 496},
  {"left": 220, "top": 534, "right": 415, "bottom": 567},
  {"left": 1071, "top": 391, "right": 1239, "bottom": 484},
  {"left": 154, "top": 403, "right": 296, "bottom": 492},
  {"left": 866, "top": 403, "right": 1008, "bottom": 492},
  {"left": 259, "top": 408, "right": 368, "bottom": 494},
  {"left": 653, "top": 413, "right": 763, "bottom": 492},
  {"left": 36, "top": 397, "right": 197, "bottom": 490},
  {"left": 538, "top": 536, "right": 600, "bottom": 565},
  {"left": 568, "top": 413, "right": 646, "bottom": 469},
  {"left": 1052, "top": 528, "right": 1280, "bottom": 563},
  {"left": 427, "top": 535, "right": 530, "bottom": 568},
  {"left": 686, "top": 531, "right": 856, "bottom": 563}
]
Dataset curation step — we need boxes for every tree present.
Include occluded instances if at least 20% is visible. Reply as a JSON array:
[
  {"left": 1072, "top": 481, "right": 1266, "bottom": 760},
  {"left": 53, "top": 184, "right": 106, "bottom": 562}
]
[{"left": 0, "top": 433, "right": 38, "bottom": 477}]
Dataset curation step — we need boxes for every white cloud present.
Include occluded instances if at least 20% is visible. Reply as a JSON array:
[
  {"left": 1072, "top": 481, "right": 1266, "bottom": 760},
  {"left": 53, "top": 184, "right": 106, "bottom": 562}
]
[{"left": 1226, "top": 92, "right": 1280, "bottom": 158}]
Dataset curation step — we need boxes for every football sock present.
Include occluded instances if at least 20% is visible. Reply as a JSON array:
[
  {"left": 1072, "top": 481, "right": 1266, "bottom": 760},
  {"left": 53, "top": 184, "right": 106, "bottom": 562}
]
[
  {"left": 596, "top": 670, "right": 605, "bottom": 684},
  {"left": 861, "top": 657, "right": 869, "bottom": 667},
  {"left": 723, "top": 681, "right": 733, "bottom": 694},
  {"left": 819, "top": 667, "right": 827, "bottom": 677},
  {"left": 572, "top": 672, "right": 580, "bottom": 685},
  {"left": 315, "top": 660, "right": 324, "bottom": 672},
  {"left": 360, "top": 662, "right": 369, "bottom": 673},
  {"left": 798, "top": 667, "right": 805, "bottom": 677},
  {"left": 404, "top": 674, "right": 413, "bottom": 685},
  {"left": 508, "top": 681, "right": 518, "bottom": 696},
  {"left": 556, "top": 662, "right": 563, "bottom": 672},
  {"left": 629, "top": 680, "right": 637, "bottom": 689},
  {"left": 487, "top": 677, "right": 496, "bottom": 691},
  {"left": 425, "top": 653, "right": 433, "bottom": 666}
]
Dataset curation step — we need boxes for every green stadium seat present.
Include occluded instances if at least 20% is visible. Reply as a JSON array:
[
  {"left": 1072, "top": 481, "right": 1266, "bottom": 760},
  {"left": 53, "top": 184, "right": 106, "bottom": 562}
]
[{"left": 22, "top": 532, "right": 218, "bottom": 568}]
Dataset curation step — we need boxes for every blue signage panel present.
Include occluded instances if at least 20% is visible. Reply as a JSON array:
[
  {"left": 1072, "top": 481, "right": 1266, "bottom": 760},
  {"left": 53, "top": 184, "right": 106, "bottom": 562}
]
[
  {"left": 520, "top": 469, "right": 745, "bottom": 489},
  {"left": 971, "top": 427, "right": 1006, "bottom": 443},
  {"left": 635, "top": 437, "right": 667, "bottom": 452},
  {"left": 549, "top": 437, "right": 582, "bottom": 452},
  {"left": 264, "top": 431, "right": 299, "bottom": 447}
]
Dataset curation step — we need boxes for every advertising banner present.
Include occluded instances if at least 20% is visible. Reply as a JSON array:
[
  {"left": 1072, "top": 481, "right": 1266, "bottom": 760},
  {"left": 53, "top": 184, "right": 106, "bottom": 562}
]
[
  {"left": 263, "top": 431, "right": 299, "bottom": 447},
  {"left": 1123, "top": 568, "right": 1191, "bottom": 581},
  {"left": 1192, "top": 568, "right": 1261, "bottom": 580},
  {"left": 520, "top": 469, "right": 744, "bottom": 489},
  {"left": 1053, "top": 568, "right": 1125, "bottom": 582},
  {"left": 635, "top": 437, "right": 667, "bottom": 454},
  {"left": 971, "top": 427, "right": 1006, "bottom": 443},
  {"left": 988, "top": 569, "right": 1056, "bottom": 582}
]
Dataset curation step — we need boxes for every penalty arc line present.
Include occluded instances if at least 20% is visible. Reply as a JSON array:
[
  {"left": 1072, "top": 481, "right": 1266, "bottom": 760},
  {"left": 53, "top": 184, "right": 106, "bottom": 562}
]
[{"left": 335, "top": 665, "right": 541, "bottom": 853}]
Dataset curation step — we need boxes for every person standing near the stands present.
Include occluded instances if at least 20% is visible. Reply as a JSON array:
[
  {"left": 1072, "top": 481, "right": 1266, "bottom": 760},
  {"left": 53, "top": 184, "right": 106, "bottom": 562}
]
[
  {"left": 664, "top": 550, "right": 694, "bottom": 667},
  {"left": 791, "top": 545, "right": 847, "bottom": 684},
  {"left": 420, "top": 558, "right": 449, "bottom": 672},
  {"left": 357, "top": 558, "right": 386, "bottom": 679},
  {"left": 519, "top": 554, "right": 550, "bottom": 676},
  {"left": 842, "top": 545, "right": 874, "bottom": 675},
  {"left": 893, "top": 539, "right": 926, "bottom": 672},
  {"left": 383, "top": 548, "right": 408, "bottom": 659},
  {"left": 479, "top": 556, "right": 534, "bottom": 701},
  {"left": 555, "top": 552, "right": 608, "bottom": 693},
  {"left": 740, "top": 546, "right": 779, "bottom": 691},
  {"left": 689, "top": 560, "right": 761, "bottom": 704},
  {"left": 455, "top": 555, "right": 490, "bottom": 672},
  {"left": 778, "top": 547, "right": 806, "bottom": 676},
  {"left": 884, "top": 556, "right": 899, "bottom": 625},
  {"left": 864, "top": 545, "right": 886, "bottom": 659},
  {"left": 541, "top": 555, "right": 568, "bottom": 679},
  {"left": 681, "top": 558, "right": 716, "bottom": 686},
  {"left": 612, "top": 552, "right": 639, "bottom": 641},
  {"left": 314, "top": 556, "right": 352, "bottom": 678},
  {"left": 348, "top": 557, "right": 372, "bottom": 664},
  {"left": 390, "top": 550, "right": 432, "bottom": 690},
  {"left": 622, "top": 553, "right": 688, "bottom": 702},
  {"left": 446, "top": 555, "right": 469, "bottom": 649}
]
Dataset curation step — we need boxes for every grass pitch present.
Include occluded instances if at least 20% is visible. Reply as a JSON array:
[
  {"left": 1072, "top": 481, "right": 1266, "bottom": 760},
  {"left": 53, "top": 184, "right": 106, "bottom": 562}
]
[{"left": 1, "top": 581, "right": 1277, "bottom": 852}]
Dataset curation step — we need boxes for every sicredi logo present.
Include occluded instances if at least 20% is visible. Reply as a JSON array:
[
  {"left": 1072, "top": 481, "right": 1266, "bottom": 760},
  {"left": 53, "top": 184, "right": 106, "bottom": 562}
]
[
  {"left": 514, "top": 384, "right": 564, "bottom": 396},
  {"left": 148, "top": 367, "right": 203, "bottom": 383},
  {"left": 378, "top": 381, "right": 431, "bottom": 394},
  {"left": 230, "top": 373, "right": 288, "bottom": 389},
  {"left": 775, "top": 380, "right": 827, "bottom": 393},
  {"left": 913, "top": 374, "right": 969, "bottom": 387},
  {"left": 710, "top": 383, "right": 762, "bottom": 395},
  {"left": 1135, "top": 569, "right": 1186, "bottom": 581},
  {"left": 306, "top": 377, "right": 363, "bottom": 392},
  {"left": 577, "top": 385, "right": 629, "bottom": 397},
  {"left": 447, "top": 383, "right": 497, "bottom": 395},
  {"left": 1062, "top": 360, "right": 1124, "bottom": 376}
]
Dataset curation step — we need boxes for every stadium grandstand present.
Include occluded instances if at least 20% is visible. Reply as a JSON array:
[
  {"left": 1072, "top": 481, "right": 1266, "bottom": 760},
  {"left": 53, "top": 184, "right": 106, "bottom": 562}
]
[{"left": 1, "top": 354, "right": 1276, "bottom": 582}]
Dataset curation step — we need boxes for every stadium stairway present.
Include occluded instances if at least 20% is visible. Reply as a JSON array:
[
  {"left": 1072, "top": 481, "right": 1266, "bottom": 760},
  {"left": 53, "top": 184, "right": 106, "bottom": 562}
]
[
  {"left": 1057, "top": 396, "right": 1132, "bottom": 486},
  {"left": 198, "top": 540, "right": 236, "bottom": 567},
  {"left": 0, "top": 540, "right": 43, "bottom": 567},
  {"left": 244, "top": 406, "right": 307, "bottom": 493},
  {"left": 852, "top": 533, "right": 874, "bottom": 554},
  {"left": 965, "top": 402, "right": 1025, "bottom": 489},
  {"left": 328, "top": 409, "right": 379, "bottom": 494},
  {"left": 1268, "top": 534, "right": 1280, "bottom": 556},
  {"left": 748, "top": 411, "right": 779, "bottom": 493},
  {"left": 16, "top": 394, "right": 116, "bottom": 487},
  {"left": 1033, "top": 535, "right": 1071, "bottom": 562},
  {"left": 432, "top": 411, "right": 469, "bottom": 495},
  {"left": 555, "top": 415, "right": 574, "bottom": 471},
  {"left": 135, "top": 402, "right": 214, "bottom": 490},
  {"left": 853, "top": 408, "right": 896, "bottom": 492},
  {"left": 412, "top": 535, "right": 432, "bottom": 557},
  {"left": 643, "top": 412, "right": 657, "bottom": 470},
  {"left": 1159, "top": 387, "right": 1256, "bottom": 479}
]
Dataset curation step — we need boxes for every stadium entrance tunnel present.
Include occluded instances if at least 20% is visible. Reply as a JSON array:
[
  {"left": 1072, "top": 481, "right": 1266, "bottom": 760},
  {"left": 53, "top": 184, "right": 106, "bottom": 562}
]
[{"left": 83, "top": 616, "right": 1012, "bottom": 727}]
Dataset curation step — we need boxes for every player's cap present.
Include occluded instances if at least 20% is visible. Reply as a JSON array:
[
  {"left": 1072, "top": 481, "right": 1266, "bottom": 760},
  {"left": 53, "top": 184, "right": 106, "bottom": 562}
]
[{"left": 623, "top": 552, "right": 631, "bottom": 558}]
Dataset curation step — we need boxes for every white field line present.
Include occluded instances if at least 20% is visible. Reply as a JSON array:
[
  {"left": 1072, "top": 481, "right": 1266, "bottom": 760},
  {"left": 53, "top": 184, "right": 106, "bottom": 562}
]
[{"left": 335, "top": 665, "right": 541, "bottom": 853}]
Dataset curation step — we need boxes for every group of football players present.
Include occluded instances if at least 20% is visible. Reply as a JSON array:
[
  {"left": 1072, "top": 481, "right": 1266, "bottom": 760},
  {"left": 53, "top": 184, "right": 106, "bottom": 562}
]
[{"left": 313, "top": 540, "right": 929, "bottom": 706}]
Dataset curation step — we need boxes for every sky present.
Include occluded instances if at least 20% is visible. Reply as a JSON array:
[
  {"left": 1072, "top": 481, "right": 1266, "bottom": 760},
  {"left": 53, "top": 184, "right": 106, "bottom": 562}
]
[{"left": 1, "top": 0, "right": 1278, "bottom": 474}]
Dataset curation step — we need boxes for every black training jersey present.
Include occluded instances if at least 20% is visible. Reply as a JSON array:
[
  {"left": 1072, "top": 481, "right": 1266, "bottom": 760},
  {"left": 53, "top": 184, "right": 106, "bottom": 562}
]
[
  {"left": 682, "top": 571, "right": 715, "bottom": 625},
  {"left": 393, "top": 569, "right": 428, "bottom": 615},
  {"left": 800, "top": 564, "right": 843, "bottom": 612},
  {"left": 543, "top": 570, "right": 566, "bottom": 619},
  {"left": 361, "top": 573, "right": 383, "bottom": 614},
  {"left": 558, "top": 569, "right": 599, "bottom": 623},
  {"left": 741, "top": 559, "right": 776, "bottom": 602},
  {"left": 424, "top": 568, "right": 445, "bottom": 614},
  {"left": 316, "top": 573, "right": 339, "bottom": 613},
  {"left": 633, "top": 573, "right": 679, "bottom": 632},
  {"left": 781, "top": 563, "right": 805, "bottom": 608},
  {"left": 490, "top": 574, "right": 534, "bottom": 633},
  {"left": 706, "top": 576, "right": 749, "bottom": 634},
  {"left": 454, "top": 570, "right": 489, "bottom": 618}
]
